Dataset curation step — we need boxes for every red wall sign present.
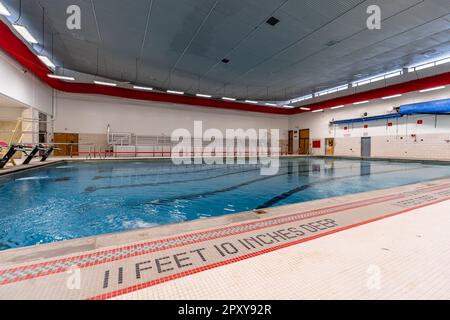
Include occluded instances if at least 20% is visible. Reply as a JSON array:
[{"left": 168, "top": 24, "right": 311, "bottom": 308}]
[
  {"left": 387, "top": 123, "right": 393, "bottom": 127},
  {"left": 364, "top": 125, "right": 369, "bottom": 129},
  {"left": 417, "top": 120, "right": 423, "bottom": 125},
  {"left": 312, "top": 140, "right": 321, "bottom": 148}
]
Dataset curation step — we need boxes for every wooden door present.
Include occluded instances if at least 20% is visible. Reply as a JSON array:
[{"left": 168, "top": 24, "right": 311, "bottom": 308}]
[
  {"left": 325, "top": 138, "right": 335, "bottom": 156},
  {"left": 288, "top": 130, "right": 294, "bottom": 154},
  {"left": 299, "top": 129, "right": 310, "bottom": 154},
  {"left": 54, "top": 133, "right": 79, "bottom": 156}
]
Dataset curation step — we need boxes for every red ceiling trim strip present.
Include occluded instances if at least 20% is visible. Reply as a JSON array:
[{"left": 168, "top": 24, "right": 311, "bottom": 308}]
[
  {"left": 294, "top": 72, "right": 450, "bottom": 114},
  {"left": 1, "top": 20, "right": 450, "bottom": 116},
  {"left": 0, "top": 21, "right": 290, "bottom": 115}
]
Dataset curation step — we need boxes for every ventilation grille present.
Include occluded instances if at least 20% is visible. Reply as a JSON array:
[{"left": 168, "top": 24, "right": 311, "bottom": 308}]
[{"left": 266, "top": 16, "right": 280, "bottom": 26}]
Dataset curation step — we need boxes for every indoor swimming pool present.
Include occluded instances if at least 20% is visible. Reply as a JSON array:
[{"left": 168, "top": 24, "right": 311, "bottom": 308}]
[{"left": 1, "top": 157, "right": 450, "bottom": 250}]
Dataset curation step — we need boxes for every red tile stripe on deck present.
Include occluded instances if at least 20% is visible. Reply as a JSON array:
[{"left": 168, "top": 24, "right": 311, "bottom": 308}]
[
  {"left": 0, "top": 182, "right": 449, "bottom": 287},
  {"left": 89, "top": 195, "right": 450, "bottom": 300}
]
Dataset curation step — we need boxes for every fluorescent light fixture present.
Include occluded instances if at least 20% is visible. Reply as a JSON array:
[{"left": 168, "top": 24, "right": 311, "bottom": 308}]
[
  {"left": 415, "top": 62, "right": 435, "bottom": 71},
  {"left": 0, "top": 2, "right": 11, "bottom": 16},
  {"left": 315, "top": 84, "right": 348, "bottom": 97},
  {"left": 384, "top": 71, "right": 402, "bottom": 79},
  {"left": 167, "top": 90, "right": 184, "bottom": 95},
  {"left": 435, "top": 57, "right": 450, "bottom": 66},
  {"left": 382, "top": 94, "right": 402, "bottom": 100},
  {"left": 196, "top": 93, "right": 212, "bottom": 98},
  {"left": 419, "top": 86, "right": 445, "bottom": 93},
  {"left": 13, "top": 24, "right": 38, "bottom": 44},
  {"left": 408, "top": 56, "right": 450, "bottom": 72},
  {"left": 265, "top": 103, "right": 277, "bottom": 106},
  {"left": 353, "top": 100, "right": 369, "bottom": 105},
  {"left": 47, "top": 74, "right": 75, "bottom": 81},
  {"left": 245, "top": 100, "right": 258, "bottom": 104},
  {"left": 300, "top": 107, "right": 311, "bottom": 111},
  {"left": 222, "top": 97, "right": 236, "bottom": 101},
  {"left": 133, "top": 85, "right": 153, "bottom": 91},
  {"left": 283, "top": 105, "right": 295, "bottom": 108},
  {"left": 94, "top": 80, "right": 117, "bottom": 87},
  {"left": 353, "top": 70, "right": 403, "bottom": 87},
  {"left": 291, "top": 94, "right": 313, "bottom": 104},
  {"left": 331, "top": 105, "right": 344, "bottom": 109},
  {"left": 312, "top": 109, "right": 323, "bottom": 113},
  {"left": 38, "top": 55, "right": 55, "bottom": 68},
  {"left": 353, "top": 80, "right": 370, "bottom": 87},
  {"left": 370, "top": 76, "right": 384, "bottom": 82}
]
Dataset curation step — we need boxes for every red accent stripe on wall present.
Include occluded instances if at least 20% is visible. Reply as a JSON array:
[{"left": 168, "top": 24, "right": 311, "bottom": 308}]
[
  {"left": 1, "top": 20, "right": 450, "bottom": 115},
  {"left": 295, "top": 73, "right": 450, "bottom": 114}
]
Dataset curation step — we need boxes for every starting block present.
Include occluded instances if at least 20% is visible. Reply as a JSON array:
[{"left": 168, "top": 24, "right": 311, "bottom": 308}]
[{"left": 0, "top": 144, "right": 56, "bottom": 169}]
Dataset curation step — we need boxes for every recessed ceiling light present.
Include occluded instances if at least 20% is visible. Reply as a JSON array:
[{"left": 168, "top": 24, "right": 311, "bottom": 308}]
[
  {"left": 283, "top": 105, "right": 295, "bottom": 108},
  {"left": 245, "top": 100, "right": 258, "bottom": 104},
  {"left": 312, "top": 109, "right": 324, "bottom": 113},
  {"left": 13, "top": 24, "right": 38, "bottom": 44},
  {"left": 419, "top": 86, "right": 445, "bottom": 93},
  {"left": 38, "top": 56, "right": 55, "bottom": 68},
  {"left": 222, "top": 97, "right": 236, "bottom": 101},
  {"left": 94, "top": 80, "right": 117, "bottom": 87},
  {"left": 47, "top": 74, "right": 75, "bottom": 81},
  {"left": 196, "top": 93, "right": 212, "bottom": 98},
  {"left": 167, "top": 90, "right": 184, "bottom": 95},
  {"left": 300, "top": 107, "right": 311, "bottom": 111},
  {"left": 382, "top": 94, "right": 402, "bottom": 100},
  {"left": 265, "top": 103, "right": 277, "bottom": 106},
  {"left": 331, "top": 105, "right": 345, "bottom": 109},
  {"left": 266, "top": 16, "right": 280, "bottom": 26},
  {"left": 133, "top": 85, "right": 153, "bottom": 91},
  {"left": 353, "top": 100, "right": 369, "bottom": 105},
  {"left": 0, "top": 2, "right": 11, "bottom": 16}
]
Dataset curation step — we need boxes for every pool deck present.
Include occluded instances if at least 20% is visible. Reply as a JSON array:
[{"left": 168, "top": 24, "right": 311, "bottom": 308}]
[{"left": 0, "top": 175, "right": 450, "bottom": 300}]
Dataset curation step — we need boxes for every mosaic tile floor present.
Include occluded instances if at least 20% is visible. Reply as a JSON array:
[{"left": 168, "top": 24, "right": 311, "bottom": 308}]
[{"left": 1, "top": 179, "right": 450, "bottom": 299}]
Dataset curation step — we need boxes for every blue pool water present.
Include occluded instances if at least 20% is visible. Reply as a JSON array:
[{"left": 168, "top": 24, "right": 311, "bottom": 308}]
[{"left": 1, "top": 157, "right": 450, "bottom": 250}]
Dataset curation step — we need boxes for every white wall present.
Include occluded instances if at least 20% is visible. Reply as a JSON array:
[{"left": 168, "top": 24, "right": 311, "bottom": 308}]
[
  {"left": 54, "top": 92, "right": 289, "bottom": 138},
  {"left": 0, "top": 105, "right": 24, "bottom": 119},
  {"left": 0, "top": 50, "right": 53, "bottom": 115},
  {"left": 289, "top": 86, "right": 450, "bottom": 158}
]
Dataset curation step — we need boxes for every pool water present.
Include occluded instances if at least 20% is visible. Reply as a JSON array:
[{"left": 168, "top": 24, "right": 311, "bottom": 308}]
[{"left": 1, "top": 157, "right": 450, "bottom": 250}]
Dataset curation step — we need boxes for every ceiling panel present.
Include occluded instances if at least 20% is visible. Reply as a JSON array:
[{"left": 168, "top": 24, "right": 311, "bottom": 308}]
[{"left": 1, "top": 0, "right": 449, "bottom": 100}]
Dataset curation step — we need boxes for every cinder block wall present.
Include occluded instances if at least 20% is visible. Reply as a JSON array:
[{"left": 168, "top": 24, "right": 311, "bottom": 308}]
[
  {"left": 333, "top": 137, "right": 361, "bottom": 157},
  {"left": 78, "top": 133, "right": 109, "bottom": 155},
  {"left": 371, "top": 134, "right": 450, "bottom": 160}
]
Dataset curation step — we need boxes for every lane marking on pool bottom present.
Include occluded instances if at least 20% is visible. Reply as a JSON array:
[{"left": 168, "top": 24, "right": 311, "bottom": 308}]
[{"left": 0, "top": 181, "right": 450, "bottom": 299}]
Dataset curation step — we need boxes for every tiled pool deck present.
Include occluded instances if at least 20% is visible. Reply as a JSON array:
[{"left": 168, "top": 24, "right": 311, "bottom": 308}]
[{"left": 0, "top": 166, "right": 449, "bottom": 299}]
